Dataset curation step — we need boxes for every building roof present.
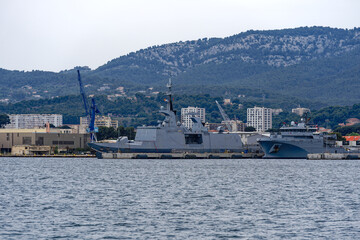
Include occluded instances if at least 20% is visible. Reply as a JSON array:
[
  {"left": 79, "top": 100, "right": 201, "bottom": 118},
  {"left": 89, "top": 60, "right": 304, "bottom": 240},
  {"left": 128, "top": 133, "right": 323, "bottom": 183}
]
[
  {"left": 346, "top": 118, "right": 360, "bottom": 123},
  {"left": 0, "top": 128, "right": 48, "bottom": 133},
  {"left": 344, "top": 136, "right": 360, "bottom": 141}
]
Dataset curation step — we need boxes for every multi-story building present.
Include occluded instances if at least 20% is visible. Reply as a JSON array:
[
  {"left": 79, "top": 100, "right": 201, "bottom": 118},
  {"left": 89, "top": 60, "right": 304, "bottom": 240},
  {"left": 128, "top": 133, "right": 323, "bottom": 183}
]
[
  {"left": 80, "top": 115, "right": 119, "bottom": 129},
  {"left": 292, "top": 107, "right": 310, "bottom": 116},
  {"left": 247, "top": 107, "right": 272, "bottom": 132},
  {"left": 205, "top": 120, "right": 246, "bottom": 132},
  {"left": 228, "top": 120, "right": 247, "bottom": 132},
  {"left": 5, "top": 114, "right": 63, "bottom": 129},
  {"left": 181, "top": 107, "right": 205, "bottom": 129}
]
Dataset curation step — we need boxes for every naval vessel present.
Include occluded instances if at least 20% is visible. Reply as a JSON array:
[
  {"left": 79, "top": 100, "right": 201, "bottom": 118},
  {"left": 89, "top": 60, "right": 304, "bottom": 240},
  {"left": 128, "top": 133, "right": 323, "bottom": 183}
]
[
  {"left": 88, "top": 80, "right": 244, "bottom": 153},
  {"left": 257, "top": 120, "right": 345, "bottom": 159}
]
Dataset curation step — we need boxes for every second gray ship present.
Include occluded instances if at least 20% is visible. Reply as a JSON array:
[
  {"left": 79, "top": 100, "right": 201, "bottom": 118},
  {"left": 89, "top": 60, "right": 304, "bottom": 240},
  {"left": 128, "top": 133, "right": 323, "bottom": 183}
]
[
  {"left": 257, "top": 119, "right": 346, "bottom": 159},
  {"left": 88, "top": 80, "right": 244, "bottom": 153}
]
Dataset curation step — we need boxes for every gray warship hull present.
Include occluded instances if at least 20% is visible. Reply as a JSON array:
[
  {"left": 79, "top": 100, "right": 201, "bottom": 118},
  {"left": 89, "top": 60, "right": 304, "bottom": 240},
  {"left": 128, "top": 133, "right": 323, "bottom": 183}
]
[
  {"left": 88, "top": 80, "right": 244, "bottom": 154},
  {"left": 258, "top": 138, "right": 344, "bottom": 159},
  {"left": 258, "top": 120, "right": 345, "bottom": 159},
  {"left": 88, "top": 127, "right": 243, "bottom": 153}
]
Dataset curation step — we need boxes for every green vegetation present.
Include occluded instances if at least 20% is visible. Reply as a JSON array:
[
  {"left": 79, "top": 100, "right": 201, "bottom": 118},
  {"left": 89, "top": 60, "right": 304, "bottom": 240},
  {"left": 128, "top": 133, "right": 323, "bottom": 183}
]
[
  {"left": 333, "top": 124, "right": 360, "bottom": 136},
  {"left": 1, "top": 91, "right": 360, "bottom": 130},
  {"left": 0, "top": 114, "right": 10, "bottom": 128},
  {"left": 97, "top": 126, "right": 136, "bottom": 141},
  {"left": 346, "top": 132, "right": 360, "bottom": 136},
  {"left": 244, "top": 126, "right": 256, "bottom": 132},
  {"left": 333, "top": 132, "right": 346, "bottom": 141}
]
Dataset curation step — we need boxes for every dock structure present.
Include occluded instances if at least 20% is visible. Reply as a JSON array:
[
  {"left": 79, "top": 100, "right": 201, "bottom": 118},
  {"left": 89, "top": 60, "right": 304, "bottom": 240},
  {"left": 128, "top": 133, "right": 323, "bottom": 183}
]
[
  {"left": 98, "top": 152, "right": 263, "bottom": 159},
  {"left": 307, "top": 153, "right": 360, "bottom": 160}
]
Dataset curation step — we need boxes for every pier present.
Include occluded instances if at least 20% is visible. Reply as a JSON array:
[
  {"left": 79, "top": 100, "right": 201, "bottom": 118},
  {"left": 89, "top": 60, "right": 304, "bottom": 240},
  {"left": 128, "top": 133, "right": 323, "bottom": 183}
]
[
  {"left": 98, "top": 152, "right": 263, "bottom": 159},
  {"left": 307, "top": 153, "right": 360, "bottom": 160}
]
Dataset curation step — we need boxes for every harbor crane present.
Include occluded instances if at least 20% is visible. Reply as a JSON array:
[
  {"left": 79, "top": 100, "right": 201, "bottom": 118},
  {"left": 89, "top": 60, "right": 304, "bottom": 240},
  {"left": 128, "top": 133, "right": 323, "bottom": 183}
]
[
  {"left": 215, "top": 100, "right": 232, "bottom": 132},
  {"left": 77, "top": 70, "right": 100, "bottom": 142}
]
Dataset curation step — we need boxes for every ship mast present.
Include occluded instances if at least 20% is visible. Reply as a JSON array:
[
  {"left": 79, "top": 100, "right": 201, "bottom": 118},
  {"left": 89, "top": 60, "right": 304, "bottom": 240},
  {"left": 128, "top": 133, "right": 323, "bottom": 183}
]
[{"left": 166, "top": 79, "right": 174, "bottom": 113}]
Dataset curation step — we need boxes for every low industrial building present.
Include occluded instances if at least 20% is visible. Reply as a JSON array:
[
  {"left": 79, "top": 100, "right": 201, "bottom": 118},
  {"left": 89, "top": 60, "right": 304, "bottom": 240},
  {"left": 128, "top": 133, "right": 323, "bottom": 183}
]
[
  {"left": 336, "top": 136, "right": 360, "bottom": 150},
  {"left": 0, "top": 129, "right": 90, "bottom": 154},
  {"left": 11, "top": 145, "right": 51, "bottom": 155}
]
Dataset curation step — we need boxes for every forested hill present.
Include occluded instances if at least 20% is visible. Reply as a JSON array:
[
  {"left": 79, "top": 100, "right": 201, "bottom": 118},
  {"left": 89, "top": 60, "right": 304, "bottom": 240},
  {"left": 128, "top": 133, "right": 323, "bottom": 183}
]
[
  {"left": 0, "top": 26, "right": 360, "bottom": 105},
  {"left": 0, "top": 93, "right": 359, "bottom": 129}
]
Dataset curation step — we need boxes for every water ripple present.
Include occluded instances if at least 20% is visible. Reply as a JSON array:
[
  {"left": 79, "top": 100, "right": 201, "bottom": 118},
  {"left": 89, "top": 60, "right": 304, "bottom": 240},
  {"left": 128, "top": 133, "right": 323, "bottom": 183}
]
[{"left": 1, "top": 158, "right": 360, "bottom": 239}]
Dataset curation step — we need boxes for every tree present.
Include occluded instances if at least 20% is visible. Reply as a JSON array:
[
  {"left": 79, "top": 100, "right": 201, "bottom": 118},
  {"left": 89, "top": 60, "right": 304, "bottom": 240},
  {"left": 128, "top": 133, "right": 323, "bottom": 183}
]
[
  {"left": 97, "top": 126, "right": 117, "bottom": 141},
  {"left": 333, "top": 132, "right": 345, "bottom": 141},
  {"left": 244, "top": 126, "right": 256, "bottom": 132},
  {"left": 346, "top": 132, "right": 360, "bottom": 136},
  {"left": 97, "top": 126, "right": 136, "bottom": 141},
  {"left": 0, "top": 114, "right": 10, "bottom": 128}
]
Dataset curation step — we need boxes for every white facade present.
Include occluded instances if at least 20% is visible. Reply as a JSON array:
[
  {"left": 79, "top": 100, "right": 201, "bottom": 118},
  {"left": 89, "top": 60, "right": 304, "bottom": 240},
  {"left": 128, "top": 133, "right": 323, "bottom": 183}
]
[
  {"left": 247, "top": 107, "right": 272, "bottom": 132},
  {"left": 5, "top": 114, "right": 63, "bottom": 129},
  {"left": 292, "top": 107, "right": 310, "bottom": 116},
  {"left": 181, "top": 107, "right": 205, "bottom": 129},
  {"left": 80, "top": 116, "right": 119, "bottom": 129}
]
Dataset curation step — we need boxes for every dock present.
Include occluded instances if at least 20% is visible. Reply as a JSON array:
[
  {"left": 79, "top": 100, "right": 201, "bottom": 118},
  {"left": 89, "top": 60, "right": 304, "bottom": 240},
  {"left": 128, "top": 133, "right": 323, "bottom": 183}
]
[
  {"left": 307, "top": 153, "right": 360, "bottom": 160},
  {"left": 0, "top": 154, "right": 96, "bottom": 158},
  {"left": 98, "top": 152, "right": 263, "bottom": 159}
]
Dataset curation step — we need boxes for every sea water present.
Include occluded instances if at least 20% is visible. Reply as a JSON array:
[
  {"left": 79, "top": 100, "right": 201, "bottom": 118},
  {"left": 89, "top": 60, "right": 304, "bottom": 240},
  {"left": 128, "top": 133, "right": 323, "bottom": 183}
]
[{"left": 1, "top": 157, "right": 360, "bottom": 239}]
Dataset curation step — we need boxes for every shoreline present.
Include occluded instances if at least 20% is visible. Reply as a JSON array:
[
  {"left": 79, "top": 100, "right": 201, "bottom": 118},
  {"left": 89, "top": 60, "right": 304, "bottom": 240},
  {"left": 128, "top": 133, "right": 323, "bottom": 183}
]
[{"left": 0, "top": 154, "right": 96, "bottom": 158}]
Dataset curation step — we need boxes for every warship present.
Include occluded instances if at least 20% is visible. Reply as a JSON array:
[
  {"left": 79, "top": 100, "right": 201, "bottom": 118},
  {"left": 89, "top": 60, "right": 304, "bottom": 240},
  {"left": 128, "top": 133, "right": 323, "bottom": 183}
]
[
  {"left": 257, "top": 119, "right": 345, "bottom": 159},
  {"left": 88, "top": 80, "right": 244, "bottom": 153}
]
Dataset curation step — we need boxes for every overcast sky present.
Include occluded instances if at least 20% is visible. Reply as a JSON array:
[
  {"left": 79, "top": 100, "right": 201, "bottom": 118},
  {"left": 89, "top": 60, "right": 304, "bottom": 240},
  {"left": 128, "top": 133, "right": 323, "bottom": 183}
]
[{"left": 1, "top": 0, "right": 359, "bottom": 72}]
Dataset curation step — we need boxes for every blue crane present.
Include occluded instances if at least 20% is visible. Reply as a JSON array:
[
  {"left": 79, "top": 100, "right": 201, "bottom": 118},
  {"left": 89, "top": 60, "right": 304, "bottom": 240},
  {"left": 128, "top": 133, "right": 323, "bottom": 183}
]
[
  {"left": 77, "top": 70, "right": 89, "bottom": 117},
  {"left": 77, "top": 70, "right": 100, "bottom": 142}
]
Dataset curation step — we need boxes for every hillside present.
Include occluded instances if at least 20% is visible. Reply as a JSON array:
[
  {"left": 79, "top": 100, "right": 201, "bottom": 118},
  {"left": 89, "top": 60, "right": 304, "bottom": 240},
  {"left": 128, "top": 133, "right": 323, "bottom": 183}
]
[
  {"left": 0, "top": 92, "right": 358, "bottom": 130},
  {"left": 0, "top": 26, "right": 359, "bottom": 105}
]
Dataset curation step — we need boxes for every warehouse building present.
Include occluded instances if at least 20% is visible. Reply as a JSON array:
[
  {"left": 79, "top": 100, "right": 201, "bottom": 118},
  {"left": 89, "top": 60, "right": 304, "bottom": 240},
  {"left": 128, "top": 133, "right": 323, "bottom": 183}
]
[{"left": 0, "top": 129, "right": 90, "bottom": 154}]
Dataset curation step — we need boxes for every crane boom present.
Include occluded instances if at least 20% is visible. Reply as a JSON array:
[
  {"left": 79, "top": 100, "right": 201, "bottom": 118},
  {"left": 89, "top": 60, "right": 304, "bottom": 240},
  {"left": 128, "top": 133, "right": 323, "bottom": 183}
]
[
  {"left": 215, "top": 100, "right": 232, "bottom": 132},
  {"left": 77, "top": 70, "right": 89, "bottom": 117},
  {"left": 77, "top": 70, "right": 99, "bottom": 142}
]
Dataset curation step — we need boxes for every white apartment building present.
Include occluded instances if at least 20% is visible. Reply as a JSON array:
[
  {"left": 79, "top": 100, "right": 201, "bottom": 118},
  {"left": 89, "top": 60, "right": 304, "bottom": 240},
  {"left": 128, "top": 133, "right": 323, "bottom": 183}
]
[
  {"left": 5, "top": 114, "right": 63, "bottom": 129},
  {"left": 181, "top": 106, "right": 205, "bottom": 129},
  {"left": 80, "top": 116, "right": 119, "bottom": 129},
  {"left": 247, "top": 107, "right": 272, "bottom": 132}
]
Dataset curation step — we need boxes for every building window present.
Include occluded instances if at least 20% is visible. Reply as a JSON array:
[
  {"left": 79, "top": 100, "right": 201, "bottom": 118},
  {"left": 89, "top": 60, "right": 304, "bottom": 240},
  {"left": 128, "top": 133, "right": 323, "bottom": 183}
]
[
  {"left": 36, "top": 137, "right": 44, "bottom": 146},
  {"left": 52, "top": 141, "right": 74, "bottom": 145},
  {"left": 23, "top": 137, "right": 32, "bottom": 145}
]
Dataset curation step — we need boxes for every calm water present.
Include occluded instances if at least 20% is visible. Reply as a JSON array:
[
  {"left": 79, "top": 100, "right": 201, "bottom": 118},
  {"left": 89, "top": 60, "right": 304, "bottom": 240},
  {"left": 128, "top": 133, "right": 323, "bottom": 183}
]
[{"left": 1, "top": 158, "right": 360, "bottom": 239}]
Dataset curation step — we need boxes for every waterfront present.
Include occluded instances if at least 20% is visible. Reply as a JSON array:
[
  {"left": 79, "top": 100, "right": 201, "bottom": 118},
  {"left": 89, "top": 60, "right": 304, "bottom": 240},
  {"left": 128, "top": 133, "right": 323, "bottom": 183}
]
[{"left": 1, "top": 158, "right": 360, "bottom": 239}]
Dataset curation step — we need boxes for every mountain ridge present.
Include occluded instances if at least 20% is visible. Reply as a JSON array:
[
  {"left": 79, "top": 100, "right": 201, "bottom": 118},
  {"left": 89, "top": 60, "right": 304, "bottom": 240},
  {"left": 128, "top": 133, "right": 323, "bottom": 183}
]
[{"left": 0, "top": 26, "right": 359, "bottom": 105}]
